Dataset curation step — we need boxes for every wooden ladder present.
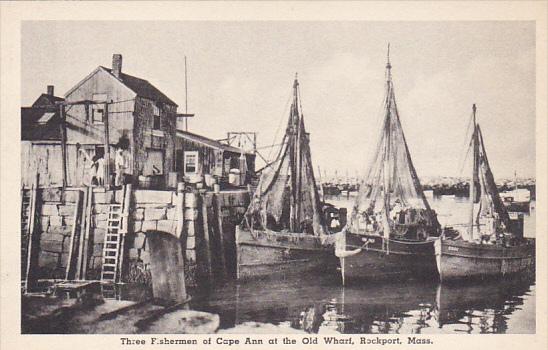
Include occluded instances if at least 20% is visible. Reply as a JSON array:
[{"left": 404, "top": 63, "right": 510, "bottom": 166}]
[{"left": 100, "top": 185, "right": 130, "bottom": 299}]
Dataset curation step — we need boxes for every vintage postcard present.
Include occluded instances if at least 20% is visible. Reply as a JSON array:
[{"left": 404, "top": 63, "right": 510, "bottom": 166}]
[{"left": 1, "top": 1, "right": 546, "bottom": 350}]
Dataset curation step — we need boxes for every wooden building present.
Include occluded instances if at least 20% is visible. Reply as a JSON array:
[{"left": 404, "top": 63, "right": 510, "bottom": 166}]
[
  {"left": 21, "top": 86, "right": 65, "bottom": 187},
  {"left": 175, "top": 130, "right": 255, "bottom": 187},
  {"left": 21, "top": 54, "right": 180, "bottom": 188}
]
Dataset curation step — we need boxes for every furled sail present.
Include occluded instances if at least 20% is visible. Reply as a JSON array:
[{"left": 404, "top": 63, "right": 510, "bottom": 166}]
[
  {"left": 348, "top": 48, "right": 440, "bottom": 237},
  {"left": 469, "top": 119, "right": 511, "bottom": 238},
  {"left": 243, "top": 78, "right": 327, "bottom": 236}
]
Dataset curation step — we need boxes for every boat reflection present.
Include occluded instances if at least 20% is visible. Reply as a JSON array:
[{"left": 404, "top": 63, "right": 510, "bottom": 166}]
[{"left": 190, "top": 274, "right": 535, "bottom": 334}]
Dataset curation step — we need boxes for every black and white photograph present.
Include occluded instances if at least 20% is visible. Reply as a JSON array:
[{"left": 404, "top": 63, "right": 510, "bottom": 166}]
[{"left": 1, "top": 1, "right": 547, "bottom": 348}]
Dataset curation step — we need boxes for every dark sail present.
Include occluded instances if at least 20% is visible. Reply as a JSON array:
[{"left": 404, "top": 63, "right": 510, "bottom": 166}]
[
  {"left": 243, "top": 78, "right": 326, "bottom": 236},
  {"left": 475, "top": 125, "right": 511, "bottom": 229}
]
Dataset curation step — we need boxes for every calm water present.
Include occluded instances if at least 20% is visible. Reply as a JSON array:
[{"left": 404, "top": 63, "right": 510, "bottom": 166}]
[{"left": 191, "top": 195, "right": 536, "bottom": 334}]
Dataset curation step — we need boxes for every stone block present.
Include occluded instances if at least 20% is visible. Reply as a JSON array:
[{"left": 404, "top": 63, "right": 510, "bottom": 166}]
[
  {"left": 41, "top": 188, "right": 62, "bottom": 202},
  {"left": 42, "top": 232, "right": 65, "bottom": 242},
  {"left": 144, "top": 207, "right": 166, "bottom": 221},
  {"left": 133, "top": 232, "right": 146, "bottom": 249},
  {"left": 140, "top": 250, "right": 150, "bottom": 264},
  {"left": 166, "top": 207, "right": 177, "bottom": 220},
  {"left": 48, "top": 225, "right": 72, "bottom": 236},
  {"left": 94, "top": 213, "right": 108, "bottom": 222},
  {"left": 40, "top": 216, "right": 50, "bottom": 232},
  {"left": 38, "top": 251, "right": 59, "bottom": 268},
  {"left": 94, "top": 204, "right": 111, "bottom": 215},
  {"left": 62, "top": 237, "right": 72, "bottom": 252},
  {"left": 134, "top": 190, "right": 172, "bottom": 204},
  {"left": 142, "top": 220, "right": 157, "bottom": 232},
  {"left": 185, "top": 222, "right": 196, "bottom": 237},
  {"left": 184, "top": 208, "right": 198, "bottom": 220},
  {"left": 93, "top": 243, "right": 104, "bottom": 257},
  {"left": 49, "top": 215, "right": 64, "bottom": 227},
  {"left": 133, "top": 220, "right": 143, "bottom": 233},
  {"left": 94, "top": 191, "right": 114, "bottom": 204},
  {"left": 157, "top": 219, "right": 175, "bottom": 233},
  {"left": 60, "top": 253, "right": 69, "bottom": 268},
  {"left": 133, "top": 208, "right": 145, "bottom": 221},
  {"left": 95, "top": 219, "right": 107, "bottom": 229},
  {"left": 93, "top": 227, "right": 106, "bottom": 243},
  {"left": 42, "top": 204, "right": 59, "bottom": 216},
  {"left": 58, "top": 205, "right": 76, "bottom": 216},
  {"left": 184, "top": 193, "right": 197, "bottom": 207},
  {"left": 129, "top": 248, "right": 139, "bottom": 259},
  {"left": 114, "top": 190, "right": 124, "bottom": 203},
  {"left": 186, "top": 249, "right": 196, "bottom": 263},
  {"left": 186, "top": 235, "right": 196, "bottom": 250},
  {"left": 40, "top": 239, "right": 64, "bottom": 253},
  {"left": 63, "top": 190, "right": 83, "bottom": 203}
]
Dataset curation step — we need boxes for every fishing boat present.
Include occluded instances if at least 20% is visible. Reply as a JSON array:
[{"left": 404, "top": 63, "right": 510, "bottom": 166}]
[
  {"left": 235, "top": 76, "right": 337, "bottom": 280},
  {"left": 434, "top": 104, "right": 535, "bottom": 281},
  {"left": 335, "top": 46, "right": 441, "bottom": 284}
]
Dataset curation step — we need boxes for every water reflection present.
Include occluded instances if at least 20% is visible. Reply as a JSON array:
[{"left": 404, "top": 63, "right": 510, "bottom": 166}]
[{"left": 191, "top": 274, "right": 535, "bottom": 334}]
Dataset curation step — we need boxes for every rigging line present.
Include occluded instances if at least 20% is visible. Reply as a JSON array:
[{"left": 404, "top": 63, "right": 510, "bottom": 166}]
[
  {"left": 266, "top": 90, "right": 292, "bottom": 162},
  {"left": 456, "top": 109, "right": 477, "bottom": 175}
]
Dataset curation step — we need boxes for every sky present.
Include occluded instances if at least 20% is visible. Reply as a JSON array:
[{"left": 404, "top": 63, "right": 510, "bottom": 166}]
[{"left": 21, "top": 21, "right": 536, "bottom": 179}]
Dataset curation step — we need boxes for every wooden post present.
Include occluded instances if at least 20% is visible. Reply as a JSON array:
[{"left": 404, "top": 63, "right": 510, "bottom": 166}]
[
  {"left": 24, "top": 173, "right": 39, "bottom": 292},
  {"left": 200, "top": 190, "right": 213, "bottom": 281},
  {"left": 75, "top": 188, "right": 88, "bottom": 280},
  {"left": 176, "top": 182, "right": 185, "bottom": 239},
  {"left": 65, "top": 190, "right": 83, "bottom": 280},
  {"left": 59, "top": 104, "right": 67, "bottom": 188},
  {"left": 80, "top": 186, "right": 93, "bottom": 279},
  {"left": 213, "top": 192, "right": 226, "bottom": 276},
  {"left": 118, "top": 184, "right": 131, "bottom": 282},
  {"left": 103, "top": 102, "right": 110, "bottom": 188}
]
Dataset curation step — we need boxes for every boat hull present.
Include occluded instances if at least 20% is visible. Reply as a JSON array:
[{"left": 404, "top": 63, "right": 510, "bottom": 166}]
[
  {"left": 339, "top": 232, "right": 438, "bottom": 284},
  {"left": 235, "top": 227, "right": 337, "bottom": 280},
  {"left": 434, "top": 238, "right": 535, "bottom": 281}
]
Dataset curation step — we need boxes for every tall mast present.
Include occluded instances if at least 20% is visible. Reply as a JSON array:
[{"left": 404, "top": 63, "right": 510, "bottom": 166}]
[
  {"left": 382, "top": 44, "right": 392, "bottom": 237},
  {"left": 289, "top": 74, "right": 300, "bottom": 231},
  {"left": 469, "top": 104, "right": 478, "bottom": 241}
]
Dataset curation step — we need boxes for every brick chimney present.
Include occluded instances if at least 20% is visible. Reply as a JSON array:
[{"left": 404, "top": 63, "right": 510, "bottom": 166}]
[
  {"left": 112, "top": 54, "right": 122, "bottom": 78},
  {"left": 47, "top": 85, "right": 54, "bottom": 96}
]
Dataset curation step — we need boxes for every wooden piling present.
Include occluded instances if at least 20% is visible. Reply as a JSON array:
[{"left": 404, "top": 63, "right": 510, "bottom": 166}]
[
  {"left": 213, "top": 192, "right": 227, "bottom": 276},
  {"left": 65, "top": 190, "right": 83, "bottom": 280},
  {"left": 200, "top": 190, "right": 213, "bottom": 281},
  {"left": 75, "top": 188, "right": 88, "bottom": 280},
  {"left": 24, "top": 173, "right": 39, "bottom": 292},
  {"left": 81, "top": 187, "right": 93, "bottom": 278}
]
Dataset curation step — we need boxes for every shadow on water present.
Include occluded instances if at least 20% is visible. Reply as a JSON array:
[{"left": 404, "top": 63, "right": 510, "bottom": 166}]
[{"left": 190, "top": 272, "right": 535, "bottom": 334}]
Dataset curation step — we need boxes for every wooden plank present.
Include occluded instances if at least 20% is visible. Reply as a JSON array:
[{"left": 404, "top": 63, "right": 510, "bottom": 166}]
[
  {"left": 65, "top": 190, "right": 83, "bottom": 280},
  {"left": 213, "top": 193, "right": 227, "bottom": 276},
  {"left": 81, "top": 187, "right": 93, "bottom": 278},
  {"left": 24, "top": 173, "right": 39, "bottom": 292},
  {"left": 59, "top": 105, "right": 67, "bottom": 187},
  {"left": 75, "top": 188, "right": 88, "bottom": 280},
  {"left": 103, "top": 102, "right": 110, "bottom": 188},
  {"left": 200, "top": 191, "right": 213, "bottom": 280}
]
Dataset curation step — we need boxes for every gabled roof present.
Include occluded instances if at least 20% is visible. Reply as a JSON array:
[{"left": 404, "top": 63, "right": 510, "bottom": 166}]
[
  {"left": 21, "top": 107, "right": 61, "bottom": 141},
  {"left": 32, "top": 94, "right": 64, "bottom": 108},
  {"left": 177, "top": 130, "right": 254, "bottom": 155},
  {"left": 100, "top": 67, "right": 178, "bottom": 107}
]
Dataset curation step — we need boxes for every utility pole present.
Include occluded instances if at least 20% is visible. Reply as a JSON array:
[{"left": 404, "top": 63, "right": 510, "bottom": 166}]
[{"left": 184, "top": 56, "right": 188, "bottom": 131}]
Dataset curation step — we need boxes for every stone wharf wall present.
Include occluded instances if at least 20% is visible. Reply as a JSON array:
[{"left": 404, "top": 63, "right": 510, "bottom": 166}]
[{"left": 33, "top": 187, "right": 250, "bottom": 287}]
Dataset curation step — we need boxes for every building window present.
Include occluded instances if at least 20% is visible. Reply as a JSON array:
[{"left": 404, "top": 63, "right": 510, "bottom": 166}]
[
  {"left": 184, "top": 151, "right": 199, "bottom": 175},
  {"left": 153, "top": 104, "right": 161, "bottom": 130},
  {"left": 92, "top": 93, "right": 107, "bottom": 123}
]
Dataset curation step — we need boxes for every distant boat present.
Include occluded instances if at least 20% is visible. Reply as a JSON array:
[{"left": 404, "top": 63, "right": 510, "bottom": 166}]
[
  {"left": 435, "top": 104, "right": 535, "bottom": 281},
  {"left": 500, "top": 188, "right": 531, "bottom": 213},
  {"left": 335, "top": 46, "right": 441, "bottom": 284},
  {"left": 235, "top": 77, "right": 338, "bottom": 280}
]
